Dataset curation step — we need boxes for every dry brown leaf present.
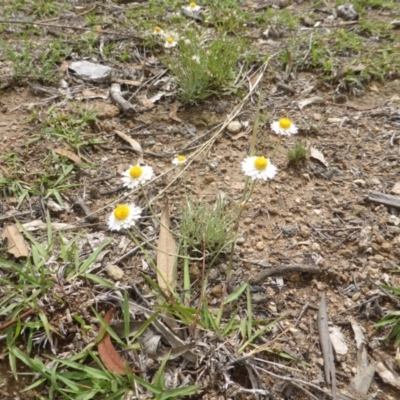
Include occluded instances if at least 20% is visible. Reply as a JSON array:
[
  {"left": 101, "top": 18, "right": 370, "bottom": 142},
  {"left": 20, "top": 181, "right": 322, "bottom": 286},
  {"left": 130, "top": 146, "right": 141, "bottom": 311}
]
[
  {"left": 310, "top": 147, "right": 329, "bottom": 168},
  {"left": 231, "top": 127, "right": 251, "bottom": 140},
  {"left": 2, "top": 225, "right": 30, "bottom": 258},
  {"left": 156, "top": 202, "right": 177, "bottom": 297},
  {"left": 98, "top": 308, "right": 140, "bottom": 375},
  {"left": 115, "top": 130, "right": 144, "bottom": 163},
  {"left": 298, "top": 96, "right": 325, "bottom": 110},
  {"left": 169, "top": 102, "right": 182, "bottom": 123},
  {"left": 52, "top": 147, "right": 82, "bottom": 166},
  {"left": 22, "top": 220, "right": 72, "bottom": 232},
  {"left": 248, "top": 72, "right": 262, "bottom": 91}
]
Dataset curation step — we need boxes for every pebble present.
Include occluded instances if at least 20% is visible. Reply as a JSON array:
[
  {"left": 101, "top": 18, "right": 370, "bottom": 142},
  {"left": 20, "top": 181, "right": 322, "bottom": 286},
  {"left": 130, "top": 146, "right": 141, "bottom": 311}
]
[
  {"left": 227, "top": 120, "right": 242, "bottom": 133},
  {"left": 310, "top": 242, "right": 321, "bottom": 252},
  {"left": 106, "top": 264, "right": 124, "bottom": 281},
  {"left": 256, "top": 241, "right": 265, "bottom": 251},
  {"left": 353, "top": 179, "right": 366, "bottom": 187}
]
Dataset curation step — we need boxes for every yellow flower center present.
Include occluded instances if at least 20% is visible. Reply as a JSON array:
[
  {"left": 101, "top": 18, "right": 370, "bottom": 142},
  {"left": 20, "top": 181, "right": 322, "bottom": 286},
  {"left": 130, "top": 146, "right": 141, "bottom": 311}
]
[
  {"left": 254, "top": 156, "right": 268, "bottom": 170},
  {"left": 279, "top": 118, "right": 292, "bottom": 130},
  {"left": 129, "top": 165, "right": 143, "bottom": 179},
  {"left": 114, "top": 205, "right": 130, "bottom": 221},
  {"left": 189, "top": 2, "right": 197, "bottom": 8},
  {"left": 177, "top": 155, "right": 186, "bottom": 162},
  {"left": 167, "top": 37, "right": 174, "bottom": 44},
  {"left": 154, "top": 26, "right": 162, "bottom": 33}
]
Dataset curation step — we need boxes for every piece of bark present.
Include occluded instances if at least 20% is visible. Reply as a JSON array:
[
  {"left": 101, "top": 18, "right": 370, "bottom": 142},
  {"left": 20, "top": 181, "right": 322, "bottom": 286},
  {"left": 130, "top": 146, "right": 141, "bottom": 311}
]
[
  {"left": 367, "top": 191, "right": 400, "bottom": 209},
  {"left": 318, "top": 293, "right": 337, "bottom": 400},
  {"left": 250, "top": 264, "right": 322, "bottom": 285},
  {"left": 110, "top": 83, "right": 136, "bottom": 115}
]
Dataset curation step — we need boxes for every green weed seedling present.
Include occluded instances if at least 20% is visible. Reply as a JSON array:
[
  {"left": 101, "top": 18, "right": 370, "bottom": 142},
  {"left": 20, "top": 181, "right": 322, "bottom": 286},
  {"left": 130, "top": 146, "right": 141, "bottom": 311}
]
[
  {"left": 287, "top": 142, "right": 307, "bottom": 167},
  {"left": 375, "top": 285, "right": 400, "bottom": 346}
]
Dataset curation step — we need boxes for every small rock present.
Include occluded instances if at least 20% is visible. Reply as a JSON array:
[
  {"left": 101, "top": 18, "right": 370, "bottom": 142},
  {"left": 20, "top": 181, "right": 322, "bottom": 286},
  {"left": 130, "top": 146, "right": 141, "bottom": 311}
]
[
  {"left": 329, "top": 326, "right": 348, "bottom": 356},
  {"left": 208, "top": 268, "right": 220, "bottom": 280},
  {"left": 353, "top": 179, "right": 366, "bottom": 187},
  {"left": 311, "top": 242, "right": 321, "bottom": 252},
  {"left": 282, "top": 225, "right": 297, "bottom": 237},
  {"left": 203, "top": 175, "right": 214, "bottom": 184},
  {"left": 391, "top": 182, "right": 400, "bottom": 195},
  {"left": 381, "top": 242, "right": 391, "bottom": 252},
  {"left": 352, "top": 292, "right": 361, "bottom": 301},
  {"left": 106, "top": 264, "right": 124, "bottom": 280},
  {"left": 226, "top": 121, "right": 242, "bottom": 133},
  {"left": 353, "top": 205, "right": 366, "bottom": 216},
  {"left": 244, "top": 217, "right": 252, "bottom": 225},
  {"left": 337, "top": 4, "right": 359, "bottom": 21},
  {"left": 256, "top": 241, "right": 265, "bottom": 251},
  {"left": 388, "top": 215, "right": 400, "bottom": 226},
  {"left": 236, "top": 237, "right": 245, "bottom": 245}
]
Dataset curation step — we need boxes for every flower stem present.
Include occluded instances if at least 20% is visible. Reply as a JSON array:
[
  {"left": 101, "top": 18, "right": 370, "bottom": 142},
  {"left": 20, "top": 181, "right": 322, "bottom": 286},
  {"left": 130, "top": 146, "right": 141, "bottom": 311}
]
[{"left": 226, "top": 180, "right": 256, "bottom": 279}]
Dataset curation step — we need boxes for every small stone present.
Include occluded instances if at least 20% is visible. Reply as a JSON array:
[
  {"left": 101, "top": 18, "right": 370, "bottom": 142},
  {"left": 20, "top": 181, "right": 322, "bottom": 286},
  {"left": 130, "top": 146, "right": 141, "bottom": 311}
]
[
  {"left": 388, "top": 215, "right": 400, "bottom": 226},
  {"left": 236, "top": 237, "right": 245, "bottom": 245},
  {"left": 244, "top": 217, "right": 252, "bottom": 225},
  {"left": 381, "top": 242, "right": 391, "bottom": 252},
  {"left": 311, "top": 242, "right": 321, "bottom": 252},
  {"left": 352, "top": 205, "right": 366, "bottom": 216},
  {"left": 374, "top": 235, "right": 384, "bottom": 244},
  {"left": 203, "top": 175, "right": 214, "bottom": 184},
  {"left": 352, "top": 292, "right": 361, "bottom": 301},
  {"left": 391, "top": 182, "right": 400, "bottom": 195},
  {"left": 210, "top": 285, "right": 223, "bottom": 297},
  {"left": 226, "top": 121, "right": 242, "bottom": 133},
  {"left": 190, "top": 263, "right": 201, "bottom": 280},
  {"left": 208, "top": 268, "right": 220, "bottom": 280},
  {"left": 300, "top": 226, "right": 311, "bottom": 239},
  {"left": 256, "top": 241, "right": 265, "bottom": 251},
  {"left": 106, "top": 264, "right": 124, "bottom": 281},
  {"left": 353, "top": 179, "right": 366, "bottom": 187}
]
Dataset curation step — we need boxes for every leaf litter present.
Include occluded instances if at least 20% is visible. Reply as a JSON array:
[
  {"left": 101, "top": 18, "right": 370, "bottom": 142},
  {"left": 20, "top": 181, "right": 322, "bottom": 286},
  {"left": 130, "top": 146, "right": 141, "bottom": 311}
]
[{"left": 1, "top": 0, "right": 400, "bottom": 399}]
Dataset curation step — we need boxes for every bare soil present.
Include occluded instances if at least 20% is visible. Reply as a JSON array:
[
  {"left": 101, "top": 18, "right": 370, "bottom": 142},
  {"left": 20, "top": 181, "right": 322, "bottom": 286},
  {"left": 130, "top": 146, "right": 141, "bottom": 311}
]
[{"left": 1, "top": 0, "right": 400, "bottom": 399}]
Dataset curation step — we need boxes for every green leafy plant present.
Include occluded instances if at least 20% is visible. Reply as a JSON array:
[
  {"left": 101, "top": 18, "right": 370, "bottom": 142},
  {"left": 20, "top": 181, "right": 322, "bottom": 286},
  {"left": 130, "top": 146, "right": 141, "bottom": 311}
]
[
  {"left": 180, "top": 197, "right": 235, "bottom": 261},
  {"left": 375, "top": 285, "right": 400, "bottom": 346},
  {"left": 163, "top": 31, "right": 243, "bottom": 103},
  {"left": 287, "top": 142, "right": 307, "bottom": 167}
]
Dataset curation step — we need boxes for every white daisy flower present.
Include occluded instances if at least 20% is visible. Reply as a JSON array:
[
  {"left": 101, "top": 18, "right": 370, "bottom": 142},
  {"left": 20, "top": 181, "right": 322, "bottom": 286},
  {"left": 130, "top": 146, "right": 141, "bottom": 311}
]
[
  {"left": 153, "top": 26, "right": 164, "bottom": 36},
  {"left": 241, "top": 156, "right": 277, "bottom": 181},
  {"left": 108, "top": 204, "right": 141, "bottom": 231},
  {"left": 185, "top": 1, "right": 201, "bottom": 12},
  {"left": 270, "top": 118, "right": 298, "bottom": 136},
  {"left": 164, "top": 36, "right": 177, "bottom": 48},
  {"left": 172, "top": 155, "right": 187, "bottom": 165},
  {"left": 121, "top": 164, "right": 154, "bottom": 189}
]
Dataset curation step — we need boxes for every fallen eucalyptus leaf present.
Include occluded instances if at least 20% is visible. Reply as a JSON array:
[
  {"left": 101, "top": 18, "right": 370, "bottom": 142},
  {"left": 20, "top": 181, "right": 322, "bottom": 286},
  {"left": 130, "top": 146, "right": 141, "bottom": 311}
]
[
  {"left": 115, "top": 130, "right": 143, "bottom": 163},
  {"left": 156, "top": 202, "right": 177, "bottom": 298},
  {"left": 298, "top": 96, "right": 325, "bottom": 110},
  {"left": 2, "top": 225, "right": 29, "bottom": 258},
  {"left": 310, "top": 147, "right": 329, "bottom": 168},
  {"left": 98, "top": 308, "right": 140, "bottom": 375},
  {"left": 52, "top": 147, "right": 82, "bottom": 166}
]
